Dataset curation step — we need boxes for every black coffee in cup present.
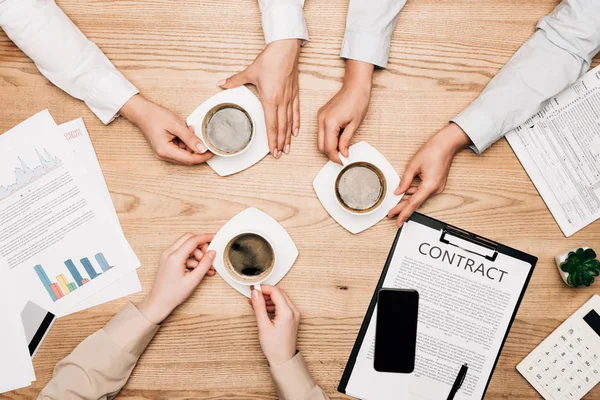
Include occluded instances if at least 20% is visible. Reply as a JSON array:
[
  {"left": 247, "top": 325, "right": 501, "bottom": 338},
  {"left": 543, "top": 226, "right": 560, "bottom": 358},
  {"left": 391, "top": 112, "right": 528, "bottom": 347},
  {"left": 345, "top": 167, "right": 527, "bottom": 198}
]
[
  {"left": 335, "top": 162, "right": 386, "bottom": 213},
  {"left": 224, "top": 232, "right": 275, "bottom": 284},
  {"left": 203, "top": 103, "right": 253, "bottom": 156}
]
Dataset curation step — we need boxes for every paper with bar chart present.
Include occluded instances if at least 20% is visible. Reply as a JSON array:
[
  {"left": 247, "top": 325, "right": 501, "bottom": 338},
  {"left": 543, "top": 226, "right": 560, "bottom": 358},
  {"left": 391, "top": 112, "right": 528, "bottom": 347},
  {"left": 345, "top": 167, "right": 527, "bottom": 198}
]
[{"left": 0, "top": 110, "right": 139, "bottom": 317}]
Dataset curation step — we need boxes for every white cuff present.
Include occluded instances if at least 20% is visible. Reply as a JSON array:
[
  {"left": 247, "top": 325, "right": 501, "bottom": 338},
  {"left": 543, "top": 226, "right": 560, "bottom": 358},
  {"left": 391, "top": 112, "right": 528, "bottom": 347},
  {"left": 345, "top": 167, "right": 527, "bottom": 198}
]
[
  {"left": 86, "top": 67, "right": 139, "bottom": 125},
  {"left": 341, "top": 30, "right": 392, "bottom": 68},
  {"left": 261, "top": 4, "right": 308, "bottom": 44},
  {"left": 451, "top": 107, "right": 500, "bottom": 155}
]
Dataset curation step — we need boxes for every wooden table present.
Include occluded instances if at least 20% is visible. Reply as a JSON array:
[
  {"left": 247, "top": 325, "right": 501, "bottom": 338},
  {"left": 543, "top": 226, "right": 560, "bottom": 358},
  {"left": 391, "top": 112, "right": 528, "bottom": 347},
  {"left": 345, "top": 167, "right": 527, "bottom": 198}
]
[{"left": 1, "top": 0, "right": 599, "bottom": 398}]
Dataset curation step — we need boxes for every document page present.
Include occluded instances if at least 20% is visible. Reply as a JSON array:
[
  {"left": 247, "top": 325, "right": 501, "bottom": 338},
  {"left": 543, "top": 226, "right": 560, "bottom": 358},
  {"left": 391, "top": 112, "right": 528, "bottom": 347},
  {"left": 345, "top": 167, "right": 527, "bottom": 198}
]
[
  {"left": 0, "top": 111, "right": 138, "bottom": 316},
  {"left": 56, "top": 119, "right": 141, "bottom": 312},
  {"left": 506, "top": 65, "right": 600, "bottom": 237},
  {"left": 345, "top": 221, "right": 532, "bottom": 400}
]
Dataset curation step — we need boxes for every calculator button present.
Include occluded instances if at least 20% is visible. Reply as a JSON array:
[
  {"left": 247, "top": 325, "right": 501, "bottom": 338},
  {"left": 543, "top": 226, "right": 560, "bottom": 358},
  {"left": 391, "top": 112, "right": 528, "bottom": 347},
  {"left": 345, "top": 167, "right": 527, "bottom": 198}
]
[
  {"left": 574, "top": 365, "right": 587, "bottom": 378},
  {"left": 559, "top": 334, "right": 569, "bottom": 344},
  {"left": 564, "top": 389, "right": 577, "bottom": 399},
  {"left": 549, "top": 372, "right": 561, "bottom": 383},
  {"left": 563, "top": 354, "right": 577, "bottom": 368},
  {"left": 574, "top": 350, "right": 585, "bottom": 360},
  {"left": 574, "top": 335, "right": 584, "bottom": 345},
  {"left": 581, "top": 373, "right": 592, "bottom": 385},
  {"left": 581, "top": 358, "right": 593, "bottom": 368},
  {"left": 552, "top": 380, "right": 568, "bottom": 398},
  {"left": 572, "top": 380, "right": 585, "bottom": 393},
  {"left": 558, "top": 349, "right": 568, "bottom": 359},
  {"left": 542, "top": 364, "right": 554, "bottom": 375},
  {"left": 590, "top": 351, "right": 599, "bottom": 362},
  {"left": 565, "top": 372, "right": 577, "bottom": 384},
  {"left": 534, "top": 354, "right": 545, "bottom": 365},
  {"left": 591, "top": 367, "right": 599, "bottom": 377},
  {"left": 565, "top": 342, "right": 577, "bottom": 352},
  {"left": 557, "top": 364, "right": 569, "bottom": 376},
  {"left": 550, "top": 356, "right": 561, "bottom": 367}
]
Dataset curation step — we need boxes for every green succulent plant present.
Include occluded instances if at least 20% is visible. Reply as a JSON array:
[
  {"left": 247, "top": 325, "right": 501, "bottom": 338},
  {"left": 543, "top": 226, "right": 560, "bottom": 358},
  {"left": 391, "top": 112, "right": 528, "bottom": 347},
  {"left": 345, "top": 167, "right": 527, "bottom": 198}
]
[{"left": 560, "top": 248, "right": 600, "bottom": 287}]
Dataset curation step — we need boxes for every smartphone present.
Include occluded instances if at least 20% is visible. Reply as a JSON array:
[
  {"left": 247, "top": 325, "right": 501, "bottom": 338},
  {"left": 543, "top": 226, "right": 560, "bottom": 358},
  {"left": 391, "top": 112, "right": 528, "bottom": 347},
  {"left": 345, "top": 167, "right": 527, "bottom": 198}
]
[{"left": 374, "top": 288, "right": 419, "bottom": 373}]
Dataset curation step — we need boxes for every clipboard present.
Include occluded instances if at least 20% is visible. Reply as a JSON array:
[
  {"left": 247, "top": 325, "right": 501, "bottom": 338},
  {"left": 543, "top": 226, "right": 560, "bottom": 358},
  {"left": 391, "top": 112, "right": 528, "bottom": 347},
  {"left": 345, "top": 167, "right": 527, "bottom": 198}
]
[{"left": 338, "top": 212, "right": 538, "bottom": 399}]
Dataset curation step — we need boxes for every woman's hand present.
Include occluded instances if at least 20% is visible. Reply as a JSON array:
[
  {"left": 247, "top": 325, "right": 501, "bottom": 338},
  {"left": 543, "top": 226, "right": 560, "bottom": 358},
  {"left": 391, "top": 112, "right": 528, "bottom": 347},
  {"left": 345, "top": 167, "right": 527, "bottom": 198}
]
[
  {"left": 388, "top": 123, "right": 472, "bottom": 226},
  {"left": 138, "top": 233, "right": 216, "bottom": 324},
  {"left": 219, "top": 39, "right": 302, "bottom": 158},
  {"left": 317, "top": 60, "right": 374, "bottom": 164},
  {"left": 249, "top": 285, "right": 300, "bottom": 366},
  {"left": 120, "top": 95, "right": 213, "bottom": 166}
]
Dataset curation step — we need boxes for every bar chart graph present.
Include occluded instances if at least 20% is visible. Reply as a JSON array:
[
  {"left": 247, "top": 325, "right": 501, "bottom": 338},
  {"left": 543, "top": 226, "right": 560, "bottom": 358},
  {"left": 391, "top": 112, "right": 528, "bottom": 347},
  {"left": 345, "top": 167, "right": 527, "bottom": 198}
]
[{"left": 33, "top": 253, "right": 112, "bottom": 302}]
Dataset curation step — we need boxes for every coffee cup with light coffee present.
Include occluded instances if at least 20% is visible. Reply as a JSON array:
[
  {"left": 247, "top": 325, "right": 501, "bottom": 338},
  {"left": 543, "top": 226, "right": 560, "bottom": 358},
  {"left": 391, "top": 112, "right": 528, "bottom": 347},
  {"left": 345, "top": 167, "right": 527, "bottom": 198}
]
[
  {"left": 201, "top": 103, "right": 254, "bottom": 157},
  {"left": 334, "top": 161, "right": 387, "bottom": 215},
  {"left": 223, "top": 231, "right": 276, "bottom": 288}
]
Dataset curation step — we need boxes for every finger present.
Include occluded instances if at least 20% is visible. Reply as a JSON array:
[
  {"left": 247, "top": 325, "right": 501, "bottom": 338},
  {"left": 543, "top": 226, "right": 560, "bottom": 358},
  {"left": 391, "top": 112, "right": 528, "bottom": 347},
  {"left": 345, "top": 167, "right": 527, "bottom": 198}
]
[
  {"left": 200, "top": 243, "right": 209, "bottom": 254},
  {"left": 173, "top": 234, "right": 216, "bottom": 260},
  {"left": 263, "top": 101, "right": 279, "bottom": 157},
  {"left": 390, "top": 186, "right": 434, "bottom": 225},
  {"left": 338, "top": 122, "right": 357, "bottom": 158},
  {"left": 186, "top": 259, "right": 199, "bottom": 268},
  {"left": 277, "top": 105, "right": 287, "bottom": 154},
  {"left": 188, "top": 250, "right": 216, "bottom": 283},
  {"left": 166, "top": 233, "right": 194, "bottom": 254},
  {"left": 259, "top": 285, "right": 292, "bottom": 318},
  {"left": 193, "top": 248, "right": 204, "bottom": 261},
  {"left": 396, "top": 163, "right": 419, "bottom": 195},
  {"left": 218, "top": 70, "right": 250, "bottom": 89},
  {"left": 292, "top": 91, "right": 300, "bottom": 137},
  {"left": 207, "top": 269, "right": 216, "bottom": 276},
  {"left": 171, "top": 123, "right": 208, "bottom": 155},
  {"left": 266, "top": 306, "right": 276, "bottom": 313},
  {"left": 157, "top": 144, "right": 214, "bottom": 166},
  {"left": 284, "top": 101, "right": 292, "bottom": 154},
  {"left": 405, "top": 186, "right": 419, "bottom": 195},
  {"left": 324, "top": 121, "right": 342, "bottom": 164},
  {"left": 250, "top": 288, "right": 272, "bottom": 328}
]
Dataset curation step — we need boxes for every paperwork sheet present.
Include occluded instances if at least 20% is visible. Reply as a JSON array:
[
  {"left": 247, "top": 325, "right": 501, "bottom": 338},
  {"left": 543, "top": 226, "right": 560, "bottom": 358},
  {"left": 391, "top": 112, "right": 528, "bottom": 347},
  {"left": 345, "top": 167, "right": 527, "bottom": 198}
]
[
  {"left": 0, "top": 111, "right": 139, "bottom": 317},
  {"left": 56, "top": 119, "right": 141, "bottom": 312},
  {"left": 506, "top": 65, "right": 600, "bottom": 237},
  {"left": 342, "top": 217, "right": 535, "bottom": 400}
]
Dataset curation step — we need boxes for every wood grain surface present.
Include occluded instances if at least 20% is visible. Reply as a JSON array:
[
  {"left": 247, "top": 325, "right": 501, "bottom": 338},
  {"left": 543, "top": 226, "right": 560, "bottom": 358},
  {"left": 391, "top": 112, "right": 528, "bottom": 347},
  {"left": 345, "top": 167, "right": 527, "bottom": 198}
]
[{"left": 1, "top": 0, "right": 599, "bottom": 398}]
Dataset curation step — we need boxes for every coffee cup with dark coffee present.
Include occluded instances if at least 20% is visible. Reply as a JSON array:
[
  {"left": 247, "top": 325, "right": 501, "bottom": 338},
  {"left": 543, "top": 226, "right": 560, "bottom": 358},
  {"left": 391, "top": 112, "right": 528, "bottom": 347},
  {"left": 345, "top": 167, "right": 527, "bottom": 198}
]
[
  {"left": 223, "top": 231, "right": 276, "bottom": 287},
  {"left": 334, "top": 161, "right": 387, "bottom": 215},
  {"left": 201, "top": 103, "right": 255, "bottom": 157}
]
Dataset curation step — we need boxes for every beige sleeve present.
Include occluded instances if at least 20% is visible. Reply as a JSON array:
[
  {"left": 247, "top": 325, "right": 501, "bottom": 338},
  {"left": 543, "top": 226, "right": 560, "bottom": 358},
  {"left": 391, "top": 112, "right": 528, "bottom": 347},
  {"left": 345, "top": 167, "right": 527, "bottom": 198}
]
[
  {"left": 38, "top": 302, "right": 160, "bottom": 400},
  {"left": 269, "top": 353, "right": 329, "bottom": 400}
]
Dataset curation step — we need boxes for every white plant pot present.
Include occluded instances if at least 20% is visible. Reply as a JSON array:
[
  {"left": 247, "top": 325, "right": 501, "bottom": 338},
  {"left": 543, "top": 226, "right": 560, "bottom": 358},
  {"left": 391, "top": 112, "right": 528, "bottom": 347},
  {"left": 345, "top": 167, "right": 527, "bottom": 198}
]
[{"left": 555, "top": 246, "right": 590, "bottom": 286}]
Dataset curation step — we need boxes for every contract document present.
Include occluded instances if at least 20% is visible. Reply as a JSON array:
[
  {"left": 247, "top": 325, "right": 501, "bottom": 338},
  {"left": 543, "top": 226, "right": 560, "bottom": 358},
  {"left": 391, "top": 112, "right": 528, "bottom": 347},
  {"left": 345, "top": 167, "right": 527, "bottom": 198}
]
[
  {"left": 339, "top": 214, "right": 536, "bottom": 400},
  {"left": 506, "top": 65, "right": 600, "bottom": 237}
]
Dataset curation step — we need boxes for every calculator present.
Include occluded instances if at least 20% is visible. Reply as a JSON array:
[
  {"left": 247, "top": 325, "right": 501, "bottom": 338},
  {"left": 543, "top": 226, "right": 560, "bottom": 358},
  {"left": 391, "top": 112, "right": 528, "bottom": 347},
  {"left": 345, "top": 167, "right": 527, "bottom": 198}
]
[{"left": 517, "top": 295, "right": 600, "bottom": 399}]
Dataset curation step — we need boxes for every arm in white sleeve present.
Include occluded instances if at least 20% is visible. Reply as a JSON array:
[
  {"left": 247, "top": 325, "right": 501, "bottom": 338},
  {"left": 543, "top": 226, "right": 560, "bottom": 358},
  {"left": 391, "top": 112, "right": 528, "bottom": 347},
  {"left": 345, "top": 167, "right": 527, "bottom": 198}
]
[
  {"left": 452, "top": 0, "right": 600, "bottom": 154},
  {"left": 258, "top": 0, "right": 308, "bottom": 44},
  {"left": 341, "top": 0, "right": 406, "bottom": 68},
  {"left": 0, "top": 0, "right": 139, "bottom": 124}
]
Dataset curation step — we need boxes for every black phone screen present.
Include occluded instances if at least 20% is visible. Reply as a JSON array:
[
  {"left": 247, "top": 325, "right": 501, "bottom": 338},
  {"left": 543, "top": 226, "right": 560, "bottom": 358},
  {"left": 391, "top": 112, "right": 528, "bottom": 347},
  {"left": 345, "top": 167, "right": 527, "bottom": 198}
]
[{"left": 374, "top": 289, "right": 419, "bottom": 373}]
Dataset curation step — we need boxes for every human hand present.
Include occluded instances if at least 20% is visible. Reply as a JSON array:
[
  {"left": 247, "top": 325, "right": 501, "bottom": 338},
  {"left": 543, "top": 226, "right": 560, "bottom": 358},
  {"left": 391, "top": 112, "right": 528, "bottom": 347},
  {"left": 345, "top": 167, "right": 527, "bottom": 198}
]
[
  {"left": 218, "top": 39, "right": 302, "bottom": 158},
  {"left": 120, "top": 94, "right": 214, "bottom": 165},
  {"left": 317, "top": 60, "right": 374, "bottom": 164},
  {"left": 248, "top": 285, "right": 300, "bottom": 366},
  {"left": 388, "top": 123, "right": 472, "bottom": 226},
  {"left": 137, "top": 233, "right": 216, "bottom": 324}
]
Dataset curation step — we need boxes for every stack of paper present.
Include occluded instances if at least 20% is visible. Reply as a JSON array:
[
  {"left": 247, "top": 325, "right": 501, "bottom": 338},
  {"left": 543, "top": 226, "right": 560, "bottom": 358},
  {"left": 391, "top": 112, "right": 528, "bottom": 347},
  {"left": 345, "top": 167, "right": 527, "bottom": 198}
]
[{"left": 0, "top": 110, "right": 142, "bottom": 392}]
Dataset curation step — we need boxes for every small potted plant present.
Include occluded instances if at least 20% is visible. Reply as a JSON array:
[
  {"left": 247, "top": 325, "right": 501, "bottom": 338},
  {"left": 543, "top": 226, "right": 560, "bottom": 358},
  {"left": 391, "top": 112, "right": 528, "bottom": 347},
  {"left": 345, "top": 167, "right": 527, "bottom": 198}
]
[{"left": 555, "top": 247, "right": 600, "bottom": 288}]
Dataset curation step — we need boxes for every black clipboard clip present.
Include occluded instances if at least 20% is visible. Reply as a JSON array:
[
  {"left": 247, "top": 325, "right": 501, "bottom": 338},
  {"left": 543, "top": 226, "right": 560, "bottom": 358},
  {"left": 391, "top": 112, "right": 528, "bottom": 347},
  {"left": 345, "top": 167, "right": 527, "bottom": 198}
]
[{"left": 440, "top": 226, "right": 499, "bottom": 262}]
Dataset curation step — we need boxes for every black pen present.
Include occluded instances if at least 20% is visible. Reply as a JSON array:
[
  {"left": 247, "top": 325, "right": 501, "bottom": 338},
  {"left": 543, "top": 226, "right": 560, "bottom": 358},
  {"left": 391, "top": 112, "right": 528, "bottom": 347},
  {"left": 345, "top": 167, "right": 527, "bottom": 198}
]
[{"left": 447, "top": 363, "right": 468, "bottom": 400}]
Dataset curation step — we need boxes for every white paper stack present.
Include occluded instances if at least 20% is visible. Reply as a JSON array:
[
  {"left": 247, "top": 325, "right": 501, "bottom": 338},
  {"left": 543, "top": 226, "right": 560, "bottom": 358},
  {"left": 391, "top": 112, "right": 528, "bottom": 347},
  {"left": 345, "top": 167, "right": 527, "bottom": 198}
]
[{"left": 0, "top": 111, "right": 142, "bottom": 393}]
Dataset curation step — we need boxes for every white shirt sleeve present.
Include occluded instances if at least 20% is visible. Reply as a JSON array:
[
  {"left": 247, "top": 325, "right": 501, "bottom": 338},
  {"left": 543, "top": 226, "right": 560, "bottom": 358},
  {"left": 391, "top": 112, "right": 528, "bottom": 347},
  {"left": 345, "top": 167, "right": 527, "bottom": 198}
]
[
  {"left": 452, "top": 0, "right": 600, "bottom": 154},
  {"left": 341, "top": 0, "right": 406, "bottom": 68},
  {"left": 258, "top": 0, "right": 309, "bottom": 44},
  {"left": 0, "top": 0, "right": 139, "bottom": 125}
]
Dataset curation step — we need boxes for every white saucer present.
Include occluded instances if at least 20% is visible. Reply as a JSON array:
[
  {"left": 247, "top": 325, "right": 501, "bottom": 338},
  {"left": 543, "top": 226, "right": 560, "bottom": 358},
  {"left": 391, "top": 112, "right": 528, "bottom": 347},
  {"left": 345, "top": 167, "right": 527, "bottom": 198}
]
[
  {"left": 313, "top": 142, "right": 403, "bottom": 234},
  {"left": 187, "top": 86, "right": 269, "bottom": 176},
  {"left": 207, "top": 207, "right": 298, "bottom": 297}
]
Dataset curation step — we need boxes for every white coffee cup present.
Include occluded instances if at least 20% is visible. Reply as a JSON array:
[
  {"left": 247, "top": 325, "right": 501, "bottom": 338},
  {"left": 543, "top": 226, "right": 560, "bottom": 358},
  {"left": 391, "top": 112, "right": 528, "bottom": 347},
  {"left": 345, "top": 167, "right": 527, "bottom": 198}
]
[
  {"left": 200, "top": 103, "right": 255, "bottom": 157},
  {"left": 222, "top": 230, "right": 276, "bottom": 290}
]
